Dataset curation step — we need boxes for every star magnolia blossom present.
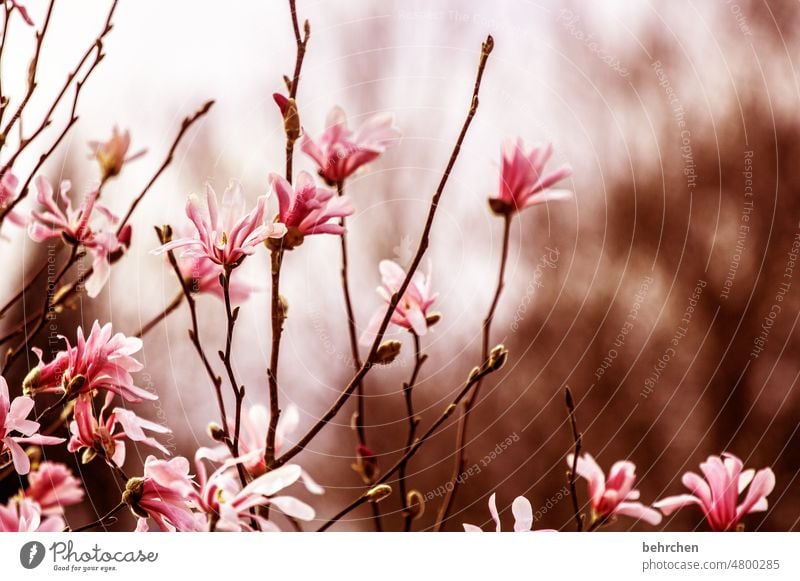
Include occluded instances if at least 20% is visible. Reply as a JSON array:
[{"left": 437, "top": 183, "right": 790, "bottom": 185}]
[
  {"left": 0, "top": 498, "right": 63, "bottom": 532},
  {"left": 23, "top": 461, "right": 85, "bottom": 515},
  {"left": 360, "top": 260, "right": 438, "bottom": 345},
  {"left": 567, "top": 453, "right": 662, "bottom": 526},
  {"left": 67, "top": 392, "right": 170, "bottom": 466},
  {"left": 270, "top": 171, "right": 353, "bottom": 244},
  {"left": 300, "top": 106, "right": 401, "bottom": 184},
  {"left": 25, "top": 320, "right": 155, "bottom": 403},
  {"left": 463, "top": 493, "right": 544, "bottom": 532},
  {"left": 0, "top": 172, "right": 27, "bottom": 234},
  {"left": 490, "top": 138, "right": 573, "bottom": 214},
  {"left": 208, "top": 403, "right": 324, "bottom": 494},
  {"left": 28, "top": 177, "right": 122, "bottom": 297},
  {"left": 0, "top": 376, "right": 64, "bottom": 475},
  {"left": 193, "top": 449, "right": 316, "bottom": 532},
  {"left": 152, "top": 181, "right": 286, "bottom": 267},
  {"left": 653, "top": 452, "right": 776, "bottom": 531},
  {"left": 88, "top": 126, "right": 146, "bottom": 180}
]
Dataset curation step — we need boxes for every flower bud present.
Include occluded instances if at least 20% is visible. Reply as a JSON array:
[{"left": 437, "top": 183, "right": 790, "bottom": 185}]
[
  {"left": 425, "top": 312, "right": 442, "bottom": 327},
  {"left": 122, "top": 477, "right": 148, "bottom": 518},
  {"left": 365, "top": 483, "right": 392, "bottom": 503},
  {"left": 351, "top": 444, "right": 379, "bottom": 485},
  {"left": 207, "top": 422, "right": 226, "bottom": 442},
  {"left": 374, "top": 340, "right": 402, "bottom": 365},
  {"left": 406, "top": 489, "right": 425, "bottom": 520},
  {"left": 64, "top": 374, "right": 87, "bottom": 398},
  {"left": 22, "top": 367, "right": 40, "bottom": 396},
  {"left": 487, "top": 344, "right": 508, "bottom": 371}
]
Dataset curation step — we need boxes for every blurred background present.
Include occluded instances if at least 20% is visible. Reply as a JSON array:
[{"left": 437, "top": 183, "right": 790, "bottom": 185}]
[{"left": 1, "top": 0, "right": 799, "bottom": 531}]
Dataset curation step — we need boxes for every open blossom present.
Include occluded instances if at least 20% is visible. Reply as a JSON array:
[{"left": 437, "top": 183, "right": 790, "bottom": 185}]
[
  {"left": 88, "top": 126, "right": 145, "bottom": 180},
  {"left": 208, "top": 403, "right": 323, "bottom": 494},
  {"left": 24, "top": 461, "right": 85, "bottom": 515},
  {"left": 463, "top": 493, "right": 542, "bottom": 532},
  {"left": 360, "top": 260, "right": 439, "bottom": 345},
  {"left": 300, "top": 106, "right": 401, "bottom": 184},
  {"left": 0, "top": 172, "right": 27, "bottom": 235},
  {"left": 0, "top": 498, "right": 63, "bottom": 532},
  {"left": 490, "top": 138, "right": 573, "bottom": 214},
  {"left": 25, "top": 320, "right": 155, "bottom": 403},
  {"left": 653, "top": 452, "right": 775, "bottom": 531},
  {"left": 567, "top": 453, "right": 662, "bottom": 526},
  {"left": 270, "top": 171, "right": 353, "bottom": 244},
  {"left": 152, "top": 181, "right": 286, "bottom": 267},
  {"left": 28, "top": 177, "right": 121, "bottom": 297},
  {"left": 193, "top": 449, "right": 316, "bottom": 531},
  {"left": 67, "top": 392, "right": 170, "bottom": 466},
  {"left": 1, "top": 376, "right": 64, "bottom": 475},
  {"left": 125, "top": 456, "right": 203, "bottom": 532}
]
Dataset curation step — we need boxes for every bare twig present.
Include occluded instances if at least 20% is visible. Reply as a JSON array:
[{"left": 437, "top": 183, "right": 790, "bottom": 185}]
[
  {"left": 565, "top": 386, "right": 584, "bottom": 531},
  {"left": 399, "top": 331, "right": 426, "bottom": 531},
  {"left": 67, "top": 502, "right": 126, "bottom": 532},
  {"left": 273, "top": 35, "right": 494, "bottom": 470},
  {"left": 133, "top": 291, "right": 184, "bottom": 338}
]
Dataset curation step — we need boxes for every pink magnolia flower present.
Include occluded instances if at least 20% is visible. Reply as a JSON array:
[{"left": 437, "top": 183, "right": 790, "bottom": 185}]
[
  {"left": 67, "top": 392, "right": 170, "bottom": 466},
  {"left": 88, "top": 126, "right": 146, "bottom": 180},
  {"left": 152, "top": 181, "right": 286, "bottom": 267},
  {"left": 360, "top": 260, "right": 438, "bottom": 345},
  {"left": 208, "top": 403, "right": 323, "bottom": 494},
  {"left": 8, "top": 1, "right": 33, "bottom": 26},
  {"left": 126, "top": 456, "right": 203, "bottom": 532},
  {"left": 193, "top": 449, "right": 316, "bottom": 531},
  {"left": 25, "top": 320, "right": 155, "bottom": 403},
  {"left": 0, "top": 172, "right": 27, "bottom": 234},
  {"left": 653, "top": 452, "right": 776, "bottom": 531},
  {"left": 24, "top": 461, "right": 85, "bottom": 515},
  {"left": 300, "top": 106, "right": 401, "bottom": 184},
  {"left": 463, "top": 493, "right": 543, "bottom": 532},
  {"left": 567, "top": 453, "right": 662, "bottom": 526},
  {"left": 179, "top": 254, "right": 254, "bottom": 303},
  {"left": 28, "top": 176, "right": 121, "bottom": 297},
  {"left": 490, "top": 138, "right": 573, "bottom": 214},
  {"left": 270, "top": 171, "right": 353, "bottom": 243},
  {"left": 0, "top": 498, "right": 63, "bottom": 532},
  {"left": 1, "top": 376, "right": 64, "bottom": 475}
]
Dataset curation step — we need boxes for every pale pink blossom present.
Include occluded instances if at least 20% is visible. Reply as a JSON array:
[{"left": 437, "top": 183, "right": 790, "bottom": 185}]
[
  {"left": 67, "top": 392, "right": 170, "bottom": 466},
  {"left": 27, "top": 177, "right": 121, "bottom": 297},
  {"left": 0, "top": 498, "right": 63, "bottom": 532},
  {"left": 127, "top": 456, "right": 203, "bottom": 532},
  {"left": 270, "top": 171, "right": 353, "bottom": 240},
  {"left": 193, "top": 449, "right": 316, "bottom": 531},
  {"left": 490, "top": 138, "right": 572, "bottom": 214},
  {"left": 208, "top": 403, "right": 323, "bottom": 494},
  {"left": 463, "top": 493, "right": 542, "bottom": 532},
  {"left": 152, "top": 181, "right": 286, "bottom": 267},
  {"left": 0, "top": 375, "right": 64, "bottom": 475},
  {"left": 360, "top": 260, "right": 438, "bottom": 344},
  {"left": 0, "top": 172, "right": 27, "bottom": 234},
  {"left": 25, "top": 320, "right": 155, "bottom": 403},
  {"left": 24, "top": 461, "right": 85, "bottom": 515},
  {"left": 567, "top": 453, "right": 662, "bottom": 526},
  {"left": 300, "top": 106, "right": 401, "bottom": 184},
  {"left": 653, "top": 452, "right": 775, "bottom": 531},
  {"left": 88, "top": 126, "right": 146, "bottom": 180}
]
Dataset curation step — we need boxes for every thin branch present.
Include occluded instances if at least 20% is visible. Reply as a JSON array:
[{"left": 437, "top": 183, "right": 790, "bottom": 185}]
[
  {"left": 435, "top": 211, "right": 511, "bottom": 529},
  {"left": 284, "top": 0, "right": 309, "bottom": 181},
  {"left": 273, "top": 35, "right": 494, "bottom": 470},
  {"left": 317, "top": 352, "right": 504, "bottom": 532},
  {"left": 265, "top": 248, "right": 284, "bottom": 468},
  {"left": 133, "top": 291, "right": 184, "bottom": 338},
  {"left": 0, "top": 260, "right": 52, "bottom": 320},
  {"left": 220, "top": 267, "right": 245, "bottom": 463},
  {"left": 67, "top": 502, "right": 125, "bottom": 532},
  {"left": 565, "top": 386, "right": 584, "bottom": 531},
  {"left": 399, "top": 331, "right": 425, "bottom": 531}
]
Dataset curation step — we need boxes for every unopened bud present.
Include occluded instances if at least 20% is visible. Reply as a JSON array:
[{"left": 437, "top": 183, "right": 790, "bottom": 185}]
[
  {"left": 351, "top": 444, "right": 379, "bottom": 485},
  {"left": 374, "top": 340, "right": 402, "bottom": 365},
  {"left": 366, "top": 483, "right": 392, "bottom": 503},
  {"left": 425, "top": 312, "right": 442, "bottom": 327},
  {"left": 157, "top": 224, "right": 173, "bottom": 245},
  {"left": 122, "top": 477, "right": 148, "bottom": 518},
  {"left": 487, "top": 344, "right": 508, "bottom": 371},
  {"left": 64, "top": 374, "right": 87, "bottom": 397},
  {"left": 22, "top": 367, "right": 40, "bottom": 396},
  {"left": 283, "top": 97, "right": 301, "bottom": 143},
  {"left": 207, "top": 422, "right": 226, "bottom": 442},
  {"left": 406, "top": 489, "right": 425, "bottom": 520},
  {"left": 81, "top": 448, "right": 97, "bottom": 465}
]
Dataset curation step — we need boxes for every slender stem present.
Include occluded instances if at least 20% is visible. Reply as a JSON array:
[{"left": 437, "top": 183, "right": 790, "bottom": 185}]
[
  {"left": 68, "top": 502, "right": 126, "bottom": 532},
  {"left": 434, "top": 212, "right": 512, "bottom": 530},
  {"left": 284, "top": 0, "right": 309, "bottom": 182},
  {"left": 565, "top": 386, "right": 584, "bottom": 531},
  {"left": 220, "top": 267, "right": 246, "bottom": 469},
  {"left": 274, "top": 35, "right": 494, "bottom": 470},
  {"left": 399, "top": 331, "right": 425, "bottom": 531},
  {"left": 0, "top": 4, "right": 12, "bottom": 127},
  {"left": 265, "top": 248, "right": 284, "bottom": 469},
  {"left": 317, "top": 357, "right": 501, "bottom": 531},
  {"left": 134, "top": 291, "right": 184, "bottom": 338},
  {"left": 0, "top": 261, "right": 50, "bottom": 320}
]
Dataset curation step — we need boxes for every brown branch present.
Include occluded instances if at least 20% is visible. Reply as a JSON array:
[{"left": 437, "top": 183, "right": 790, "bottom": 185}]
[
  {"left": 316, "top": 349, "right": 505, "bottom": 532},
  {"left": 284, "top": 0, "right": 309, "bottom": 181},
  {"left": 435, "top": 211, "right": 511, "bottom": 529},
  {"left": 220, "top": 267, "right": 245, "bottom": 461},
  {"left": 565, "top": 386, "right": 584, "bottom": 531},
  {"left": 67, "top": 501, "right": 125, "bottom": 532},
  {"left": 0, "top": 4, "right": 13, "bottom": 126},
  {"left": 265, "top": 248, "right": 284, "bottom": 469},
  {"left": 133, "top": 291, "right": 184, "bottom": 338},
  {"left": 272, "top": 35, "right": 494, "bottom": 470},
  {"left": 399, "top": 331, "right": 426, "bottom": 531}
]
